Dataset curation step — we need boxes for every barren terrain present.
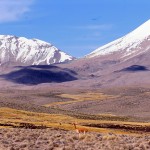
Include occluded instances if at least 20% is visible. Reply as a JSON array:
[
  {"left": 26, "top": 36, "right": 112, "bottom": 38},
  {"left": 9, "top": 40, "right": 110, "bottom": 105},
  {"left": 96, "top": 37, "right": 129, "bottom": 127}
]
[{"left": 0, "top": 85, "right": 150, "bottom": 149}]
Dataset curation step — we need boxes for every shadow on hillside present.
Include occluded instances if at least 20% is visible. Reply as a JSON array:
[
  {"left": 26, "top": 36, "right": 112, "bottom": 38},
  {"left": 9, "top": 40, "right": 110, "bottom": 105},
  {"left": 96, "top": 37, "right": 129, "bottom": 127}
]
[
  {"left": 117, "top": 65, "right": 149, "bottom": 72},
  {"left": 0, "top": 65, "right": 78, "bottom": 85}
]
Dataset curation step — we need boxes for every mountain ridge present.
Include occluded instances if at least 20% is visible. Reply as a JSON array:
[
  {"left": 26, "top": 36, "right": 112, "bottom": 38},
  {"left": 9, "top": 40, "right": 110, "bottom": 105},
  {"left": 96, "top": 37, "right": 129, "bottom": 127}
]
[{"left": 0, "top": 35, "right": 74, "bottom": 66}]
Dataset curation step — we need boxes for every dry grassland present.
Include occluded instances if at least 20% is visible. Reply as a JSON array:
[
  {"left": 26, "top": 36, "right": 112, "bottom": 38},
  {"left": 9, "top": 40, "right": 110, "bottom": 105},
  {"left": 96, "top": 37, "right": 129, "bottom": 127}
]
[
  {"left": 0, "top": 107, "right": 150, "bottom": 134},
  {"left": 44, "top": 92, "right": 118, "bottom": 107}
]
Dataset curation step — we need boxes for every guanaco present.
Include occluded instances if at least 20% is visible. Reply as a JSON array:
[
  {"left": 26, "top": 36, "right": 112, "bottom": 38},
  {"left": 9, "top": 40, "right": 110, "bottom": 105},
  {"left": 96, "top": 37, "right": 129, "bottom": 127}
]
[{"left": 73, "top": 123, "right": 88, "bottom": 135}]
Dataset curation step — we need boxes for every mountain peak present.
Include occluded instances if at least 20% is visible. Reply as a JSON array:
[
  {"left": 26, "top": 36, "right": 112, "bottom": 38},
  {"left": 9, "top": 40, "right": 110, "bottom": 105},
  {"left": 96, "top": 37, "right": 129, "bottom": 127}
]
[
  {"left": 127, "top": 19, "right": 150, "bottom": 40},
  {"left": 0, "top": 35, "right": 74, "bottom": 66},
  {"left": 86, "top": 20, "right": 150, "bottom": 59}
]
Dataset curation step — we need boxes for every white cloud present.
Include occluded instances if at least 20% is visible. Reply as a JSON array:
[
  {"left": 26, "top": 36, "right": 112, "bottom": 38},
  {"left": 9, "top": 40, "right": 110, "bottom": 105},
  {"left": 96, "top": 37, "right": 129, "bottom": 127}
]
[{"left": 0, "top": 0, "right": 34, "bottom": 23}]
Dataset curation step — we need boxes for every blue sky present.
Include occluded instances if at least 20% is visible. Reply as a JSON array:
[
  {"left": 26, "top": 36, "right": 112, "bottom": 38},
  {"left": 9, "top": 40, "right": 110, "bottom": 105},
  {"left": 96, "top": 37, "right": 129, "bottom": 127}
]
[{"left": 0, "top": 0, "right": 150, "bottom": 58}]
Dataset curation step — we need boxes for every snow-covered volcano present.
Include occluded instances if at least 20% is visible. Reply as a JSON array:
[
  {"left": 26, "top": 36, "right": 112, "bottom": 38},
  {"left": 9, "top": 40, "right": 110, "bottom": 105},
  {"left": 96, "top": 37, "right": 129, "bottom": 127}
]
[
  {"left": 0, "top": 35, "right": 74, "bottom": 66},
  {"left": 86, "top": 20, "right": 150, "bottom": 60},
  {"left": 59, "top": 19, "right": 150, "bottom": 87}
]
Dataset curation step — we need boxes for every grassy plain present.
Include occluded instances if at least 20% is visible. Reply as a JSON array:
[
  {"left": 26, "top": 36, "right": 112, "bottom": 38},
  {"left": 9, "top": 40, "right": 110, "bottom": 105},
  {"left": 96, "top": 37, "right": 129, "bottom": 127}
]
[{"left": 0, "top": 107, "right": 150, "bottom": 135}]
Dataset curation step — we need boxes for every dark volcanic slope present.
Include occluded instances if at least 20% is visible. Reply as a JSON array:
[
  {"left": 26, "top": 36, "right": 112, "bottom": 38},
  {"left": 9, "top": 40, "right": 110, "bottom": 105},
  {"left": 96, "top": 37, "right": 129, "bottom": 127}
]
[
  {"left": 57, "top": 50, "right": 150, "bottom": 88},
  {"left": 1, "top": 50, "right": 150, "bottom": 88},
  {"left": 0, "top": 65, "right": 78, "bottom": 85}
]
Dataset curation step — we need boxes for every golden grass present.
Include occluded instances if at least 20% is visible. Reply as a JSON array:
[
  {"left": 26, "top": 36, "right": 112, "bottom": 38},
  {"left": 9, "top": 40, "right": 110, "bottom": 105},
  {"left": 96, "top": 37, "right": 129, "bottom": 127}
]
[
  {"left": 97, "top": 113, "right": 118, "bottom": 117},
  {"left": 0, "top": 107, "right": 150, "bottom": 135},
  {"left": 59, "top": 92, "right": 114, "bottom": 100},
  {"left": 44, "top": 100, "right": 78, "bottom": 107},
  {"left": 44, "top": 92, "right": 118, "bottom": 107}
]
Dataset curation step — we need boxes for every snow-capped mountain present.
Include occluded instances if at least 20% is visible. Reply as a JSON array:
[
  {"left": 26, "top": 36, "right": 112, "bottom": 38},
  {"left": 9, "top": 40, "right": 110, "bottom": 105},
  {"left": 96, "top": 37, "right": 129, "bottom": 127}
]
[
  {"left": 86, "top": 20, "right": 150, "bottom": 61},
  {"left": 0, "top": 35, "right": 74, "bottom": 66}
]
